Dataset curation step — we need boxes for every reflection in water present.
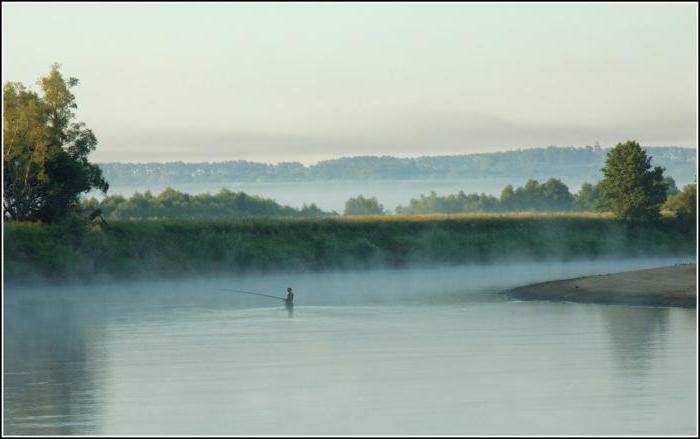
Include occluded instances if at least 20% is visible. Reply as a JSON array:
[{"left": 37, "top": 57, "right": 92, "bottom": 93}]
[
  {"left": 602, "top": 307, "right": 669, "bottom": 376},
  {"left": 3, "top": 298, "right": 101, "bottom": 435},
  {"left": 598, "top": 305, "right": 696, "bottom": 436}
]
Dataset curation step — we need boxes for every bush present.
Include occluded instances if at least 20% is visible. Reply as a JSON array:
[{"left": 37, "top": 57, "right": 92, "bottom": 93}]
[
  {"left": 664, "top": 182, "right": 697, "bottom": 222},
  {"left": 344, "top": 195, "right": 384, "bottom": 216}
]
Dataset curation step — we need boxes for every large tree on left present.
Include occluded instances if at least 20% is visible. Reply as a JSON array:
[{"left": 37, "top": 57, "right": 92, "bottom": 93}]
[{"left": 3, "top": 64, "right": 108, "bottom": 222}]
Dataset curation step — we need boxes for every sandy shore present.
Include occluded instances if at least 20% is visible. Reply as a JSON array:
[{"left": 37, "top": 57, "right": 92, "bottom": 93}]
[{"left": 508, "top": 264, "right": 697, "bottom": 308}]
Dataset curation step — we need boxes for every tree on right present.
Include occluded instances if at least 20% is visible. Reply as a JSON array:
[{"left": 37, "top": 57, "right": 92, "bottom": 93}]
[{"left": 598, "top": 140, "right": 667, "bottom": 221}]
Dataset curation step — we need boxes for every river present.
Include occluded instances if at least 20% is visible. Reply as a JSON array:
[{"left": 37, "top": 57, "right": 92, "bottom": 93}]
[{"left": 3, "top": 257, "right": 696, "bottom": 435}]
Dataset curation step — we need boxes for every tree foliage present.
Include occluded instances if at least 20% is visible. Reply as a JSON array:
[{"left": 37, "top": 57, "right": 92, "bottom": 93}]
[
  {"left": 3, "top": 64, "right": 108, "bottom": 222},
  {"left": 573, "top": 182, "right": 602, "bottom": 211},
  {"left": 664, "top": 181, "right": 697, "bottom": 222},
  {"left": 499, "top": 178, "right": 574, "bottom": 212},
  {"left": 83, "top": 187, "right": 331, "bottom": 220},
  {"left": 344, "top": 195, "right": 384, "bottom": 216},
  {"left": 598, "top": 140, "right": 667, "bottom": 221},
  {"left": 663, "top": 176, "right": 680, "bottom": 198},
  {"left": 397, "top": 191, "right": 501, "bottom": 214},
  {"left": 396, "top": 178, "right": 594, "bottom": 215}
]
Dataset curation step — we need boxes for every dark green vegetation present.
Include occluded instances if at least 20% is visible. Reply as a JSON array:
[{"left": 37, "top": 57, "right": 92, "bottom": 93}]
[
  {"left": 78, "top": 175, "right": 686, "bottom": 219},
  {"left": 397, "top": 178, "right": 590, "bottom": 214},
  {"left": 664, "top": 181, "right": 697, "bottom": 222},
  {"left": 599, "top": 140, "right": 668, "bottom": 221},
  {"left": 5, "top": 215, "right": 695, "bottom": 286},
  {"left": 84, "top": 179, "right": 593, "bottom": 219},
  {"left": 344, "top": 195, "right": 384, "bottom": 215},
  {"left": 663, "top": 177, "right": 680, "bottom": 198},
  {"left": 82, "top": 187, "right": 330, "bottom": 220},
  {"left": 3, "top": 64, "right": 108, "bottom": 222},
  {"left": 98, "top": 146, "right": 696, "bottom": 185},
  {"left": 395, "top": 176, "right": 680, "bottom": 215},
  {"left": 397, "top": 142, "right": 695, "bottom": 220}
]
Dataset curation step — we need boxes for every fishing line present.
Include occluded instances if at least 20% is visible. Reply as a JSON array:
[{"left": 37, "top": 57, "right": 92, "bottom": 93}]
[{"left": 218, "top": 288, "right": 287, "bottom": 301}]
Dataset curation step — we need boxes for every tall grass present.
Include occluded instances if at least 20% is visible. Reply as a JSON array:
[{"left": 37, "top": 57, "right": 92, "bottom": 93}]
[{"left": 4, "top": 213, "right": 695, "bottom": 286}]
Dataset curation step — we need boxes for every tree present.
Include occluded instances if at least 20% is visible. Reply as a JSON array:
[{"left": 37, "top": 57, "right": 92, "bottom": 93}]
[
  {"left": 662, "top": 176, "right": 679, "bottom": 199},
  {"left": 574, "top": 182, "right": 602, "bottom": 211},
  {"left": 664, "top": 180, "right": 696, "bottom": 222},
  {"left": 539, "top": 178, "right": 574, "bottom": 211},
  {"left": 598, "top": 140, "right": 667, "bottom": 221},
  {"left": 3, "top": 64, "right": 108, "bottom": 222},
  {"left": 518, "top": 179, "right": 541, "bottom": 210},
  {"left": 3, "top": 82, "right": 52, "bottom": 220},
  {"left": 344, "top": 195, "right": 384, "bottom": 216},
  {"left": 499, "top": 184, "right": 516, "bottom": 211}
]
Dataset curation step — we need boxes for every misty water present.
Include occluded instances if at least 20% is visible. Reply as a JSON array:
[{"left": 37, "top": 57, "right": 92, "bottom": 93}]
[{"left": 4, "top": 257, "right": 697, "bottom": 435}]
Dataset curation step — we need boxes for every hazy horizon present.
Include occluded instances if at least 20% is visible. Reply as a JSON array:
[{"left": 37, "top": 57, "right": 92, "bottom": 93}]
[
  {"left": 3, "top": 3, "right": 698, "bottom": 163},
  {"left": 91, "top": 143, "right": 695, "bottom": 165}
]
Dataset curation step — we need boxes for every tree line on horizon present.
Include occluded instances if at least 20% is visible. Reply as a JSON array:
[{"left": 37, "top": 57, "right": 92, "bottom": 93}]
[
  {"left": 96, "top": 145, "right": 697, "bottom": 186},
  {"left": 3, "top": 65, "right": 697, "bottom": 224}
]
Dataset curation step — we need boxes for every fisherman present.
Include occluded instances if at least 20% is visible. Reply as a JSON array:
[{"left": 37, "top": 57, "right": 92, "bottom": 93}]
[{"left": 285, "top": 287, "right": 294, "bottom": 307}]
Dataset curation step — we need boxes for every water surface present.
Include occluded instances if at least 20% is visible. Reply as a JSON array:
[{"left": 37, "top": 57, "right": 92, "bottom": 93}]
[{"left": 4, "top": 257, "right": 696, "bottom": 435}]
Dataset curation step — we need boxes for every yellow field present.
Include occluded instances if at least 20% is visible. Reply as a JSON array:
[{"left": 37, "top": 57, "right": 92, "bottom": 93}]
[{"left": 330, "top": 211, "right": 617, "bottom": 222}]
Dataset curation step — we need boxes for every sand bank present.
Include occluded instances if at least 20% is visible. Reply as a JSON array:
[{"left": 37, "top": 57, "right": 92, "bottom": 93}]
[{"left": 508, "top": 264, "right": 697, "bottom": 308}]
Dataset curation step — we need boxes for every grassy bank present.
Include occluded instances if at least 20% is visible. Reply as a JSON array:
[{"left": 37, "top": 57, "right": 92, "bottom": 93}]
[{"left": 4, "top": 213, "right": 696, "bottom": 286}]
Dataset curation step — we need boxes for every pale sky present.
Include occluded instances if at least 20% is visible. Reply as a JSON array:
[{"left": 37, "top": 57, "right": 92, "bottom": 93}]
[{"left": 2, "top": 2, "right": 698, "bottom": 163}]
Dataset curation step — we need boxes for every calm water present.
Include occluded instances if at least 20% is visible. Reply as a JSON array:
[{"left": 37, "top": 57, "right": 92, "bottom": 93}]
[{"left": 4, "top": 258, "right": 697, "bottom": 435}]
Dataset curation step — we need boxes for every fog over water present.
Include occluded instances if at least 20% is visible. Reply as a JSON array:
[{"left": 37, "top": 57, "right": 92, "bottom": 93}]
[
  {"left": 3, "top": 257, "right": 697, "bottom": 435},
  {"left": 3, "top": 3, "right": 697, "bottom": 435}
]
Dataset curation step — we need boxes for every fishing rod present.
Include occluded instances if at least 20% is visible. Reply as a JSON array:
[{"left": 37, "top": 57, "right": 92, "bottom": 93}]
[{"left": 218, "top": 288, "right": 287, "bottom": 301}]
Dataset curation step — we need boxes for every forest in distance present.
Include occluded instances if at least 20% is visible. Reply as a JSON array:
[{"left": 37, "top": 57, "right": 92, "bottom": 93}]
[{"left": 97, "top": 146, "right": 697, "bottom": 186}]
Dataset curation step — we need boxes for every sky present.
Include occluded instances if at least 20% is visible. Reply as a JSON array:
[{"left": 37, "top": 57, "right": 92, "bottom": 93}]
[{"left": 2, "top": 2, "right": 698, "bottom": 164}]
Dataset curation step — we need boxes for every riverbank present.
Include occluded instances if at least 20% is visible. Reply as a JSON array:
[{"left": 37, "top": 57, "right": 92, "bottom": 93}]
[
  {"left": 4, "top": 214, "right": 696, "bottom": 286},
  {"left": 508, "top": 264, "right": 697, "bottom": 308}
]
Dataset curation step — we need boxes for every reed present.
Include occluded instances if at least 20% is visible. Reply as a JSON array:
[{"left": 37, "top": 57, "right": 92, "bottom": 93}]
[{"left": 4, "top": 213, "right": 694, "bottom": 286}]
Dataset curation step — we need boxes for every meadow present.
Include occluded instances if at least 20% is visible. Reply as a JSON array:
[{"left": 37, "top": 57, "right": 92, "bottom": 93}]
[{"left": 4, "top": 212, "right": 695, "bottom": 286}]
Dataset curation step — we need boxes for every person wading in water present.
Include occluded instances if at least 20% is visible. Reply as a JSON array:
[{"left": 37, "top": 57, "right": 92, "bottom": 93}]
[
  {"left": 285, "top": 288, "right": 294, "bottom": 307},
  {"left": 284, "top": 287, "right": 294, "bottom": 317}
]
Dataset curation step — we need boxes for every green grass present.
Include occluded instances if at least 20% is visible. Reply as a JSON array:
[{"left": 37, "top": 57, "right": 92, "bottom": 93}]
[{"left": 4, "top": 213, "right": 696, "bottom": 286}]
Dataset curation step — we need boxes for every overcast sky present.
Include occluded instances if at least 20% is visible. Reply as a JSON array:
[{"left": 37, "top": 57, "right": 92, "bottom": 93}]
[{"left": 2, "top": 2, "right": 697, "bottom": 163}]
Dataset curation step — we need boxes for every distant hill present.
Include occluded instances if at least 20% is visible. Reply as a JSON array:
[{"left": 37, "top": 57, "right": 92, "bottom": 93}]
[{"left": 98, "top": 146, "right": 697, "bottom": 186}]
